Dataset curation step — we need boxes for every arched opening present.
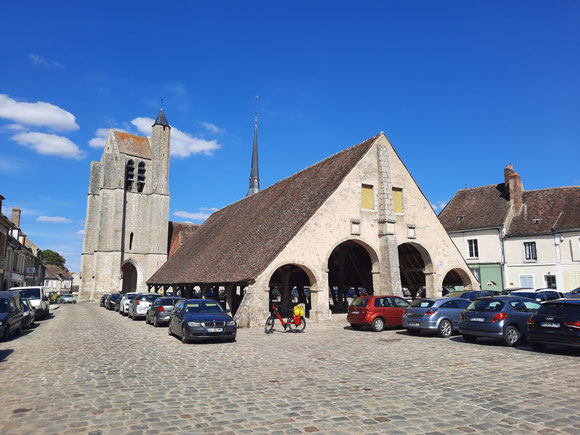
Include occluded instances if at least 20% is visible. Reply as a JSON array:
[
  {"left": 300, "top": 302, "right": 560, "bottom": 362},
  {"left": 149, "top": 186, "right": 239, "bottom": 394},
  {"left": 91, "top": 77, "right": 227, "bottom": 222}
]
[
  {"left": 268, "top": 264, "right": 314, "bottom": 318},
  {"left": 129, "top": 232, "right": 134, "bottom": 251},
  {"left": 137, "top": 162, "right": 146, "bottom": 192},
  {"left": 327, "top": 240, "right": 374, "bottom": 313},
  {"left": 125, "top": 160, "right": 135, "bottom": 191},
  {"left": 398, "top": 242, "right": 432, "bottom": 299},
  {"left": 121, "top": 261, "right": 138, "bottom": 294},
  {"left": 442, "top": 268, "right": 474, "bottom": 294}
]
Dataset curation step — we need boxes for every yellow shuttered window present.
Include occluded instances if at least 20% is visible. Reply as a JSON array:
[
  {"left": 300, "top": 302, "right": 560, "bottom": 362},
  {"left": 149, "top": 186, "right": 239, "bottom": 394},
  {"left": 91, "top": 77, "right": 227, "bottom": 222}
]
[
  {"left": 361, "top": 184, "right": 374, "bottom": 210},
  {"left": 393, "top": 188, "right": 403, "bottom": 213}
]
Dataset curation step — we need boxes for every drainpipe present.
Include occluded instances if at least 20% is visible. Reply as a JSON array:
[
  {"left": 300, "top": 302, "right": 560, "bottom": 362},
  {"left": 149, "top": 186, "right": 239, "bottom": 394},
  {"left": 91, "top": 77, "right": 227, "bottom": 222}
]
[
  {"left": 498, "top": 227, "right": 508, "bottom": 290},
  {"left": 554, "top": 233, "right": 563, "bottom": 291}
]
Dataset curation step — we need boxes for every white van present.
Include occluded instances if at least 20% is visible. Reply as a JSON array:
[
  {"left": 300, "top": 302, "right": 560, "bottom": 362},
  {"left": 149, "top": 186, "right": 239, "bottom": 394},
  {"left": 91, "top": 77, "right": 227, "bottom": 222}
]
[{"left": 10, "top": 286, "right": 50, "bottom": 319}]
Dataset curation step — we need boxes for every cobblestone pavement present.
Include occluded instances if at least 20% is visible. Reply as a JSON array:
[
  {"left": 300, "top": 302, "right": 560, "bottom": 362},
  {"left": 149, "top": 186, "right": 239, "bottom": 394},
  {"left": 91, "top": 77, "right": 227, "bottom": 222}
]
[{"left": 1, "top": 303, "right": 579, "bottom": 435}]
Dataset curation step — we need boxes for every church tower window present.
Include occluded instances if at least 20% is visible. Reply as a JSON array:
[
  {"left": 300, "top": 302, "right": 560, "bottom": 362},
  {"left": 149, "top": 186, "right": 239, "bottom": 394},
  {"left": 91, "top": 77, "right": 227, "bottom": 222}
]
[
  {"left": 137, "top": 162, "right": 146, "bottom": 192},
  {"left": 129, "top": 232, "right": 134, "bottom": 250},
  {"left": 125, "top": 160, "right": 135, "bottom": 190}
]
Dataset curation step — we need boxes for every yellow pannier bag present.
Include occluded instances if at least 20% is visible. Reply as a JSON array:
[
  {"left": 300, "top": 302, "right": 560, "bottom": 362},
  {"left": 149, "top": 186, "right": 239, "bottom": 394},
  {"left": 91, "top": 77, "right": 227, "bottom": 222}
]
[{"left": 293, "top": 305, "right": 305, "bottom": 317}]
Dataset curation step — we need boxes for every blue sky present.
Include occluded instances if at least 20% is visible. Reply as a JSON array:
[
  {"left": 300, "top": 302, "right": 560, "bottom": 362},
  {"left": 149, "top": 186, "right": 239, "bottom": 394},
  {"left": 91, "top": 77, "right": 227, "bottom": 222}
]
[{"left": 1, "top": 1, "right": 579, "bottom": 273}]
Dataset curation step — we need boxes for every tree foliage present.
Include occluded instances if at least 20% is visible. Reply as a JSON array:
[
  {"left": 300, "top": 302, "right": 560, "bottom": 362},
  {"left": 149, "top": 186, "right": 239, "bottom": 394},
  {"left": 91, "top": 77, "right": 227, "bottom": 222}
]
[{"left": 42, "top": 249, "right": 67, "bottom": 271}]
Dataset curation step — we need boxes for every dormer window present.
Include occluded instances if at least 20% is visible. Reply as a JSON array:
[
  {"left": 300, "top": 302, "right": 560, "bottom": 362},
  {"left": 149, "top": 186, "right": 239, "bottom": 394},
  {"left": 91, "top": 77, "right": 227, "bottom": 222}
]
[
  {"left": 125, "top": 160, "right": 135, "bottom": 190},
  {"left": 457, "top": 215, "right": 464, "bottom": 221},
  {"left": 532, "top": 218, "right": 541, "bottom": 224},
  {"left": 137, "top": 162, "right": 146, "bottom": 193}
]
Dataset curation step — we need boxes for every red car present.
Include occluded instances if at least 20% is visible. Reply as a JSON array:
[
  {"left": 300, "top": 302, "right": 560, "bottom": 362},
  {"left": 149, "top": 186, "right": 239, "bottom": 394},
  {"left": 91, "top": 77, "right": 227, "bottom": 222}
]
[{"left": 347, "top": 295, "right": 410, "bottom": 331}]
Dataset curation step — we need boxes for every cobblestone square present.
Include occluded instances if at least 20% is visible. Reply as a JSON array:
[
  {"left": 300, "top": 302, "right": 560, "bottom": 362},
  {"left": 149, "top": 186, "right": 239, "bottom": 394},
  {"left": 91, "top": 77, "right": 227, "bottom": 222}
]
[{"left": 1, "top": 303, "right": 578, "bottom": 434}]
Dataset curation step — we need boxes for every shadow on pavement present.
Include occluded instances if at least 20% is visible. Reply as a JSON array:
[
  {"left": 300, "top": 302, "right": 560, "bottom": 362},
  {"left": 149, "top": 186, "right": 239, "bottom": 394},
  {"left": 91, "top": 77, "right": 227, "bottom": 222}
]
[{"left": 0, "top": 349, "right": 14, "bottom": 362}]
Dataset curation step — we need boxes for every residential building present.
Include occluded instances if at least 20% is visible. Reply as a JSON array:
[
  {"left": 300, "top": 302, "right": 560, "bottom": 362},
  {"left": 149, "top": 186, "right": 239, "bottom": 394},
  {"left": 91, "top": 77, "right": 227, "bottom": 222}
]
[
  {"left": 44, "top": 265, "right": 73, "bottom": 294},
  {"left": 439, "top": 164, "right": 580, "bottom": 292}
]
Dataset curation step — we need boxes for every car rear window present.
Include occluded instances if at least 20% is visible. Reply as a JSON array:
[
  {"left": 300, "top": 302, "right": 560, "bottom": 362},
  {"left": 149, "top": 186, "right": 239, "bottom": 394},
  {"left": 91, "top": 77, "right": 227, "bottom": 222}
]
[
  {"left": 140, "top": 294, "right": 159, "bottom": 302},
  {"left": 350, "top": 297, "right": 369, "bottom": 307},
  {"left": 161, "top": 298, "right": 180, "bottom": 305},
  {"left": 466, "top": 299, "right": 505, "bottom": 312},
  {"left": 16, "top": 289, "right": 41, "bottom": 299},
  {"left": 410, "top": 299, "right": 434, "bottom": 308},
  {"left": 510, "top": 292, "right": 536, "bottom": 299},
  {"left": 538, "top": 303, "right": 580, "bottom": 316}
]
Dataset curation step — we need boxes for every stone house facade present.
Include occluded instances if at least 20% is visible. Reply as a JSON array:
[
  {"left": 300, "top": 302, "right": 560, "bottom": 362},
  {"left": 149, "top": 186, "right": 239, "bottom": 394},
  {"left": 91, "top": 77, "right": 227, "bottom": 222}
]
[
  {"left": 148, "top": 133, "right": 478, "bottom": 327},
  {"left": 43, "top": 265, "right": 73, "bottom": 294},
  {"left": 439, "top": 164, "right": 580, "bottom": 292}
]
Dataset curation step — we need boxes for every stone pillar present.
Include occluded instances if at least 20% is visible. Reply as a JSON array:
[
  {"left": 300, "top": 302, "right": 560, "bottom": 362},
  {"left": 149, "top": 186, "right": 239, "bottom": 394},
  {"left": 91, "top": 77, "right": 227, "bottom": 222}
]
[
  {"left": 225, "top": 283, "right": 234, "bottom": 312},
  {"left": 234, "top": 284, "right": 270, "bottom": 328}
]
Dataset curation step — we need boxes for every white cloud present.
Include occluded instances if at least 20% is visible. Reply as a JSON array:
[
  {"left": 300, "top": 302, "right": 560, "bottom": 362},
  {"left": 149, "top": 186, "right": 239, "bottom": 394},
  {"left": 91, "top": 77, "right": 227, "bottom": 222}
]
[
  {"left": 431, "top": 200, "right": 449, "bottom": 211},
  {"left": 37, "top": 216, "right": 72, "bottom": 223},
  {"left": 12, "top": 132, "right": 85, "bottom": 159},
  {"left": 131, "top": 117, "right": 221, "bottom": 158},
  {"left": 174, "top": 208, "right": 218, "bottom": 221},
  {"left": 76, "top": 229, "right": 85, "bottom": 235},
  {"left": 28, "top": 53, "right": 65, "bottom": 69},
  {"left": 0, "top": 94, "right": 78, "bottom": 131},
  {"left": 201, "top": 121, "right": 224, "bottom": 134}
]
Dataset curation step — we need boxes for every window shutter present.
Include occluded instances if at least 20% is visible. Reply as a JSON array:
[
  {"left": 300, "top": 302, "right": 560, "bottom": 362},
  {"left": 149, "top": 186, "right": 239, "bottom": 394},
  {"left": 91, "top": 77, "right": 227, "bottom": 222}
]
[
  {"left": 571, "top": 239, "right": 580, "bottom": 262},
  {"left": 392, "top": 188, "right": 403, "bottom": 213}
]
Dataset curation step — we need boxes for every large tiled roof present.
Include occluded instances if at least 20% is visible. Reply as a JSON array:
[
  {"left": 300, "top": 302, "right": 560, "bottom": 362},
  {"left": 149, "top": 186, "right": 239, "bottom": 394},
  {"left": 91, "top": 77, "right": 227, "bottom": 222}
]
[
  {"left": 148, "top": 134, "right": 380, "bottom": 285},
  {"left": 508, "top": 187, "right": 580, "bottom": 236},
  {"left": 114, "top": 131, "right": 151, "bottom": 159},
  {"left": 167, "top": 221, "right": 199, "bottom": 257},
  {"left": 45, "top": 265, "right": 72, "bottom": 280},
  {"left": 438, "top": 184, "right": 510, "bottom": 232}
]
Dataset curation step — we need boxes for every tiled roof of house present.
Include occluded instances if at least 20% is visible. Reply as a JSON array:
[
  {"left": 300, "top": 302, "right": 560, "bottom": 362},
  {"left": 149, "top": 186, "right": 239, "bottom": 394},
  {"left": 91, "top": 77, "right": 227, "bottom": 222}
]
[
  {"left": 438, "top": 184, "right": 511, "bottom": 232},
  {"left": 45, "top": 265, "right": 72, "bottom": 280},
  {"left": 168, "top": 221, "right": 199, "bottom": 257},
  {"left": 147, "top": 134, "right": 380, "bottom": 285},
  {"left": 508, "top": 187, "right": 580, "bottom": 236},
  {"left": 114, "top": 131, "right": 151, "bottom": 159}
]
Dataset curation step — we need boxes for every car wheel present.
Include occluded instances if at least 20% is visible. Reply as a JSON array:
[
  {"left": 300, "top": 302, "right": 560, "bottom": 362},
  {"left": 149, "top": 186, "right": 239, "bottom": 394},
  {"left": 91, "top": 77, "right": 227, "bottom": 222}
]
[
  {"left": 503, "top": 326, "right": 520, "bottom": 347},
  {"left": 350, "top": 324, "right": 362, "bottom": 330},
  {"left": 1, "top": 325, "right": 9, "bottom": 341},
  {"left": 15, "top": 322, "right": 22, "bottom": 336},
  {"left": 181, "top": 326, "right": 189, "bottom": 344},
  {"left": 371, "top": 317, "right": 384, "bottom": 332},
  {"left": 437, "top": 320, "right": 453, "bottom": 338},
  {"left": 153, "top": 317, "right": 158, "bottom": 328},
  {"left": 168, "top": 324, "right": 173, "bottom": 336},
  {"left": 462, "top": 334, "right": 477, "bottom": 343},
  {"left": 530, "top": 342, "right": 546, "bottom": 352},
  {"left": 132, "top": 313, "right": 137, "bottom": 321},
  {"left": 145, "top": 316, "right": 150, "bottom": 325},
  {"left": 407, "top": 329, "right": 421, "bottom": 336}
]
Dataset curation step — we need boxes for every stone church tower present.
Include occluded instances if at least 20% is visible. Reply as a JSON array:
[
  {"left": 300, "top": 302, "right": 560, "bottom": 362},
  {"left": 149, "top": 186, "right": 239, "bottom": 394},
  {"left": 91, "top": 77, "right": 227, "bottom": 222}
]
[{"left": 79, "top": 109, "right": 171, "bottom": 301}]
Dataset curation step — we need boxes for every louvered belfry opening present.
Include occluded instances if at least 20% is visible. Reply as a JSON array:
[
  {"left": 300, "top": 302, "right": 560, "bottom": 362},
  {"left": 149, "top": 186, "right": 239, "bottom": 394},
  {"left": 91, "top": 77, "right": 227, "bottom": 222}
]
[
  {"left": 125, "top": 160, "right": 135, "bottom": 190},
  {"left": 327, "top": 240, "right": 374, "bottom": 313},
  {"left": 268, "top": 265, "right": 312, "bottom": 318},
  {"left": 137, "top": 162, "right": 146, "bottom": 192}
]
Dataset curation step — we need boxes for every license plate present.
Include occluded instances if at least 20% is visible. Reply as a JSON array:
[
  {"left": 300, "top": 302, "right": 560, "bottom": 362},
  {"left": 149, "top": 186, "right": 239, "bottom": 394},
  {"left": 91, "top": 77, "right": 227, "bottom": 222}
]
[
  {"left": 351, "top": 311, "right": 360, "bottom": 314},
  {"left": 470, "top": 317, "right": 485, "bottom": 322},
  {"left": 540, "top": 322, "right": 560, "bottom": 328},
  {"left": 207, "top": 328, "right": 223, "bottom": 333},
  {"left": 409, "top": 322, "right": 420, "bottom": 327}
]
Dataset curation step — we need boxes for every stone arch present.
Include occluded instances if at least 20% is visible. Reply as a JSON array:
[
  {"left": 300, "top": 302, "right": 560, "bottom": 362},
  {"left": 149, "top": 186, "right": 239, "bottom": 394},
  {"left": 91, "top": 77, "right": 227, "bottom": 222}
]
[
  {"left": 398, "top": 242, "right": 434, "bottom": 299},
  {"left": 327, "top": 238, "right": 379, "bottom": 312},
  {"left": 268, "top": 263, "right": 317, "bottom": 317},
  {"left": 440, "top": 267, "right": 476, "bottom": 293},
  {"left": 121, "top": 258, "right": 141, "bottom": 294}
]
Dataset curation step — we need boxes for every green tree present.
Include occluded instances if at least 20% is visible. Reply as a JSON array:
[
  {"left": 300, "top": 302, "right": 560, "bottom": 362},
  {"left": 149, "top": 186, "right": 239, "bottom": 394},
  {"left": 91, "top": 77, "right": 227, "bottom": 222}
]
[{"left": 42, "top": 249, "right": 67, "bottom": 271}]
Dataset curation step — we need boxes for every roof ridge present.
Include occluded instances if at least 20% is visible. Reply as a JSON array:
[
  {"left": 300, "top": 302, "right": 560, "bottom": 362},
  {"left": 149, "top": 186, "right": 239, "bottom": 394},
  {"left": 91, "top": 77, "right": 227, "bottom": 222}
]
[
  {"left": 524, "top": 185, "right": 580, "bottom": 192},
  {"left": 458, "top": 183, "right": 504, "bottom": 191}
]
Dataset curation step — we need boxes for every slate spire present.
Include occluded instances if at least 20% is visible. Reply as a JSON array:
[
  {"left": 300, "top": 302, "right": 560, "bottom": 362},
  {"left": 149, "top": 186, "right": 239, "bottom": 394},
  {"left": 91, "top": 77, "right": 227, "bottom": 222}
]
[
  {"left": 246, "top": 99, "right": 260, "bottom": 197},
  {"left": 152, "top": 107, "right": 170, "bottom": 128}
]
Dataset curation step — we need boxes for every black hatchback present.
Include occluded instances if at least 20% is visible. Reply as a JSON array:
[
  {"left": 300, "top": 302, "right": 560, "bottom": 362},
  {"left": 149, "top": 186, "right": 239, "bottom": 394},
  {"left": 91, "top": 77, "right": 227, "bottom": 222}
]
[{"left": 527, "top": 300, "right": 580, "bottom": 351}]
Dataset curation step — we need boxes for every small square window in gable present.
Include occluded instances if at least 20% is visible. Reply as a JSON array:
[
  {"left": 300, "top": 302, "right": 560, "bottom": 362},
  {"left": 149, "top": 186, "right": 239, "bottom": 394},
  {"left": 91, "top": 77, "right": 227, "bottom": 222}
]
[
  {"left": 361, "top": 184, "right": 374, "bottom": 210},
  {"left": 350, "top": 219, "right": 361, "bottom": 235},
  {"left": 407, "top": 226, "right": 416, "bottom": 239}
]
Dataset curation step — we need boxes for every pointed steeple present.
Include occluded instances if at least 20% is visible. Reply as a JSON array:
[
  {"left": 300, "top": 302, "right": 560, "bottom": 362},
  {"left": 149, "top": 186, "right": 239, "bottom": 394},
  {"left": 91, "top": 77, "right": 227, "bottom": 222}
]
[
  {"left": 246, "top": 99, "right": 260, "bottom": 197},
  {"left": 152, "top": 107, "right": 170, "bottom": 128}
]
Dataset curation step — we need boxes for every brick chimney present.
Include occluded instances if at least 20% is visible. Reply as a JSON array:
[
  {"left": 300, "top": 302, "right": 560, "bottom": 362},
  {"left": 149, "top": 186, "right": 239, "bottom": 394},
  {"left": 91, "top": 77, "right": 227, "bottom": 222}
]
[
  {"left": 11, "top": 207, "right": 21, "bottom": 228},
  {"left": 504, "top": 164, "right": 523, "bottom": 214}
]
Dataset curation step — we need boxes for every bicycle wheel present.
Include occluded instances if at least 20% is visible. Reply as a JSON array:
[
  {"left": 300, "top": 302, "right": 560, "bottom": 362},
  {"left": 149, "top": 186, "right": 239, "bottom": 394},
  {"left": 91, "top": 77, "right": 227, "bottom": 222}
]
[
  {"left": 289, "top": 316, "right": 306, "bottom": 333},
  {"left": 264, "top": 316, "right": 275, "bottom": 334}
]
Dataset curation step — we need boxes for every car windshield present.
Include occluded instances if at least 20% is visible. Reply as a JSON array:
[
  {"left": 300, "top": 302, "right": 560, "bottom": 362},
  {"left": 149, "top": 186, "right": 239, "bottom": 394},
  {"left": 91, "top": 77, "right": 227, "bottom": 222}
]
[
  {"left": 111, "top": 294, "right": 121, "bottom": 300},
  {"left": 510, "top": 292, "right": 536, "bottom": 299},
  {"left": 185, "top": 301, "right": 224, "bottom": 314},
  {"left": 16, "top": 289, "right": 41, "bottom": 299},
  {"left": 538, "top": 303, "right": 580, "bottom": 316},
  {"left": 127, "top": 294, "right": 136, "bottom": 300},
  {"left": 0, "top": 299, "right": 8, "bottom": 313},
  {"left": 467, "top": 299, "right": 505, "bottom": 312},
  {"left": 410, "top": 299, "right": 434, "bottom": 308},
  {"left": 350, "top": 297, "right": 369, "bottom": 307}
]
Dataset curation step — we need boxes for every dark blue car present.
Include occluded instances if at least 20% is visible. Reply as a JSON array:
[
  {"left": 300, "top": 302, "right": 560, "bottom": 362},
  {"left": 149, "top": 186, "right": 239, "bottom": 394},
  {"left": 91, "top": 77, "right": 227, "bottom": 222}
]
[
  {"left": 459, "top": 296, "right": 540, "bottom": 346},
  {"left": 168, "top": 299, "right": 237, "bottom": 344}
]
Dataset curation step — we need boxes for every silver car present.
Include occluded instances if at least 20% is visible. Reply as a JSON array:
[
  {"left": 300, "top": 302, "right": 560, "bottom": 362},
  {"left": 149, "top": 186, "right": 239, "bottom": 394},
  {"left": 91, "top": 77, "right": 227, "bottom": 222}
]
[
  {"left": 128, "top": 293, "right": 161, "bottom": 320},
  {"left": 119, "top": 292, "right": 138, "bottom": 316},
  {"left": 403, "top": 297, "right": 471, "bottom": 337},
  {"left": 145, "top": 297, "right": 183, "bottom": 327}
]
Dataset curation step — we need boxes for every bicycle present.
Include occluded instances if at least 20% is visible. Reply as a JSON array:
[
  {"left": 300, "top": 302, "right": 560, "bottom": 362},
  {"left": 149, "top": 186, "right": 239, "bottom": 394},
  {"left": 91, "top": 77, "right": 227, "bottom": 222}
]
[{"left": 264, "top": 304, "right": 306, "bottom": 333}]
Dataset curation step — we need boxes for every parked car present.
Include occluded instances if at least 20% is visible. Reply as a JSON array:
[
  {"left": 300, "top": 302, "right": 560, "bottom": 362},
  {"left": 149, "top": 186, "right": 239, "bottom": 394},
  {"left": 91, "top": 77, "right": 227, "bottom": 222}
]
[
  {"left": 347, "top": 295, "right": 410, "bottom": 332},
  {"left": 100, "top": 294, "right": 109, "bottom": 307},
  {"left": 564, "top": 287, "right": 580, "bottom": 299},
  {"left": 509, "top": 289, "right": 564, "bottom": 303},
  {"left": 11, "top": 286, "right": 49, "bottom": 319},
  {"left": 105, "top": 294, "right": 122, "bottom": 310},
  {"left": 168, "top": 299, "right": 237, "bottom": 343},
  {"left": 60, "top": 294, "right": 77, "bottom": 304},
  {"left": 459, "top": 296, "right": 540, "bottom": 346},
  {"left": 403, "top": 297, "right": 471, "bottom": 337},
  {"left": 145, "top": 296, "right": 183, "bottom": 327},
  {"left": 128, "top": 293, "right": 161, "bottom": 320},
  {"left": 444, "top": 290, "right": 495, "bottom": 301},
  {"left": 22, "top": 298, "right": 36, "bottom": 329},
  {"left": 119, "top": 292, "right": 138, "bottom": 316},
  {"left": 527, "top": 299, "right": 580, "bottom": 351},
  {"left": 0, "top": 291, "right": 24, "bottom": 340}
]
